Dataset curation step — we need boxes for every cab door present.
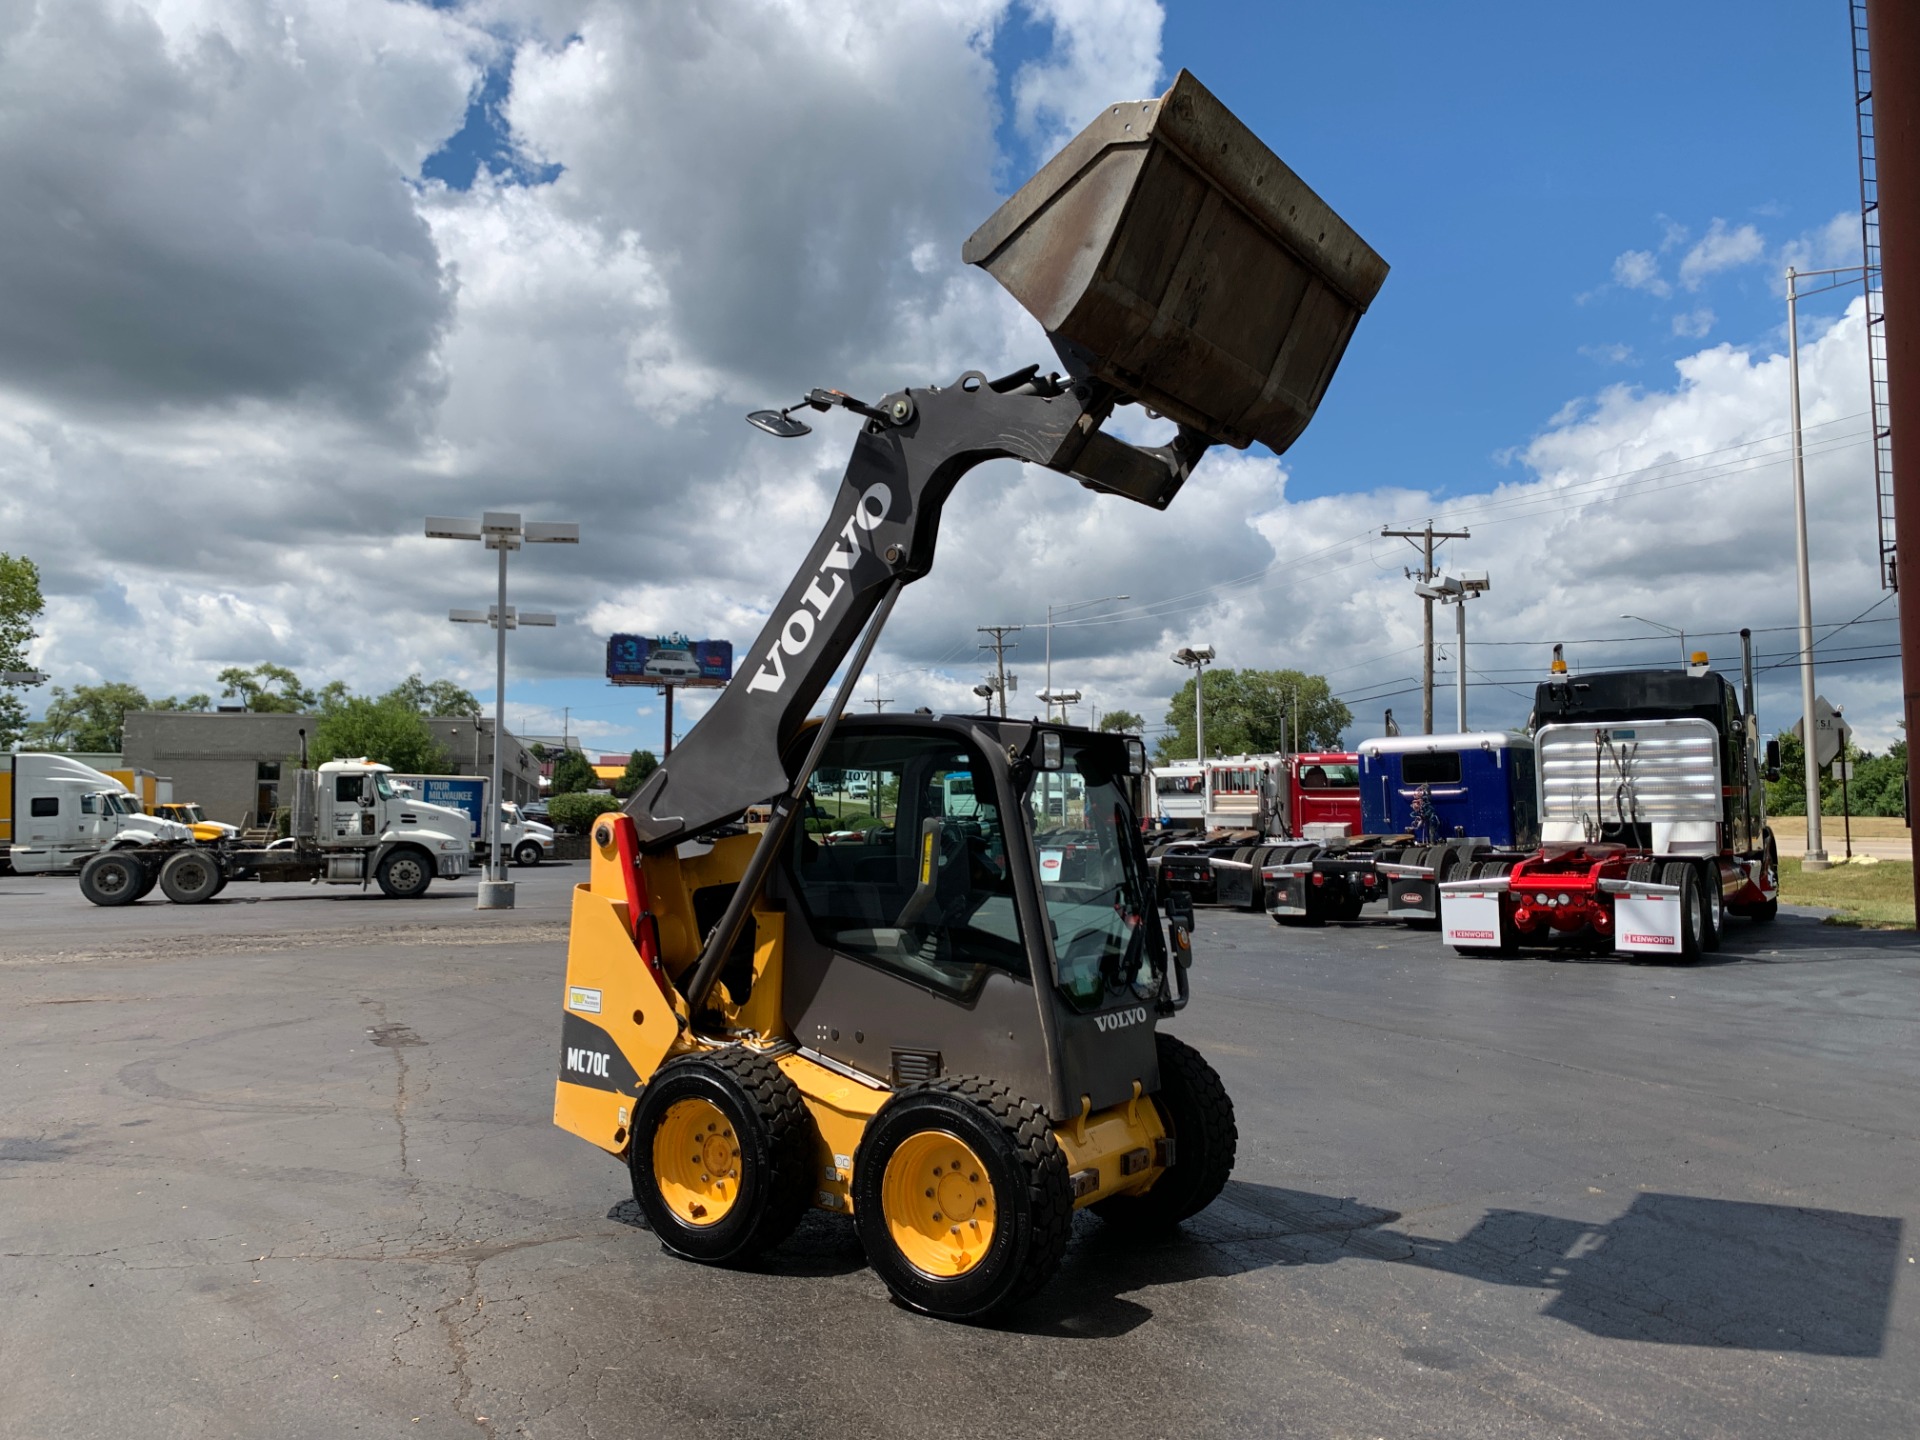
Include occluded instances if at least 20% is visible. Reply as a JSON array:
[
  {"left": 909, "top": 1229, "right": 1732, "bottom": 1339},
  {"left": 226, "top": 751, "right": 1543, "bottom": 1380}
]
[{"left": 330, "top": 772, "right": 377, "bottom": 843}]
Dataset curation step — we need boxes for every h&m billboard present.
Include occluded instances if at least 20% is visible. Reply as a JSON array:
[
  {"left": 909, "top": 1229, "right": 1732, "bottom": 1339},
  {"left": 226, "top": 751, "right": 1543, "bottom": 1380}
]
[{"left": 606, "top": 633, "right": 734, "bottom": 688}]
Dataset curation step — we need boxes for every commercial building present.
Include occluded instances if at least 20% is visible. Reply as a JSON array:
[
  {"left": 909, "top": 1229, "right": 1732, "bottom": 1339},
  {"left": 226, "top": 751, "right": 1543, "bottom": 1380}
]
[{"left": 120, "top": 711, "right": 540, "bottom": 829}]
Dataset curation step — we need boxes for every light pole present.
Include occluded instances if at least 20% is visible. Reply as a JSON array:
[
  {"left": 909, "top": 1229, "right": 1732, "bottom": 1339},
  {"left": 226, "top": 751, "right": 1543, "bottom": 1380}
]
[
  {"left": 429, "top": 512, "right": 578, "bottom": 909},
  {"left": 1417, "top": 572, "right": 1489, "bottom": 732},
  {"left": 1170, "top": 645, "right": 1215, "bottom": 757},
  {"left": 1045, "top": 594, "right": 1129, "bottom": 702},
  {"left": 1620, "top": 613, "right": 1687, "bottom": 666}
]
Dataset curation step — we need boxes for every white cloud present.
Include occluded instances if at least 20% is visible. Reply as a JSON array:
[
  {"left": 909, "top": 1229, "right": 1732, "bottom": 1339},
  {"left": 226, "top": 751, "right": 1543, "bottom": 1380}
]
[
  {"left": 1678, "top": 218, "right": 1766, "bottom": 290},
  {"left": 1611, "top": 248, "right": 1670, "bottom": 297},
  {"left": 1579, "top": 342, "right": 1635, "bottom": 365},
  {"left": 1671, "top": 307, "right": 1715, "bottom": 338},
  {"left": 0, "top": 0, "right": 1904, "bottom": 761}
]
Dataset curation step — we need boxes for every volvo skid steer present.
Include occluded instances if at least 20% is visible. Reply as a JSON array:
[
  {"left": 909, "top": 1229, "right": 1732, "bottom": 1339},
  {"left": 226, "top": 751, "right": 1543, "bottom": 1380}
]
[{"left": 553, "top": 71, "right": 1387, "bottom": 1320}]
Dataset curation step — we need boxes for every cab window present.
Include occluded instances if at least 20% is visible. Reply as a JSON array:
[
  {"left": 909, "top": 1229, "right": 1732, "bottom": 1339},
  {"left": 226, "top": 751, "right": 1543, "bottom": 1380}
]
[
  {"left": 335, "top": 775, "right": 364, "bottom": 802},
  {"left": 787, "top": 730, "right": 1025, "bottom": 1000}
]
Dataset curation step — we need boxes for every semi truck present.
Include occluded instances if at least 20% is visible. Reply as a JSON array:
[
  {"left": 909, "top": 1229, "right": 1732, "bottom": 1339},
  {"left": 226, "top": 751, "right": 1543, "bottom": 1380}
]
[
  {"left": 76, "top": 757, "right": 473, "bottom": 906},
  {"left": 1264, "top": 733, "right": 1537, "bottom": 927},
  {"left": 1438, "top": 649, "right": 1780, "bottom": 960},
  {"left": 384, "top": 773, "right": 557, "bottom": 866},
  {"left": 2, "top": 754, "right": 195, "bottom": 877},
  {"left": 1155, "top": 752, "right": 1363, "bottom": 908}
]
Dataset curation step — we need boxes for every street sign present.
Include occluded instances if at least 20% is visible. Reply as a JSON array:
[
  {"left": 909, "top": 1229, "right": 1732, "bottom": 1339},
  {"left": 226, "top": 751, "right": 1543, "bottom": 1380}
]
[
  {"left": 0, "top": 670, "right": 48, "bottom": 685},
  {"left": 1790, "top": 695, "right": 1853, "bottom": 769},
  {"left": 1833, "top": 759, "right": 1854, "bottom": 781}
]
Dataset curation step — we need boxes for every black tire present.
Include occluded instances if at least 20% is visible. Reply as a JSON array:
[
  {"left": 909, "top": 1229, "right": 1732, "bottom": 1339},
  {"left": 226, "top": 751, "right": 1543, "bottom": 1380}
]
[
  {"left": 1660, "top": 861, "right": 1702, "bottom": 962},
  {"left": 1746, "top": 832, "right": 1780, "bottom": 923},
  {"left": 1626, "top": 860, "right": 1656, "bottom": 885},
  {"left": 513, "top": 841, "right": 542, "bottom": 867},
  {"left": 853, "top": 1077, "right": 1072, "bottom": 1322},
  {"left": 134, "top": 861, "right": 160, "bottom": 899},
  {"left": 375, "top": 848, "right": 434, "bottom": 899},
  {"left": 79, "top": 851, "right": 147, "bottom": 907},
  {"left": 629, "top": 1048, "right": 813, "bottom": 1265},
  {"left": 159, "top": 850, "right": 223, "bottom": 904},
  {"left": 1094, "top": 1032, "right": 1238, "bottom": 1234},
  {"left": 1698, "top": 863, "right": 1724, "bottom": 953}
]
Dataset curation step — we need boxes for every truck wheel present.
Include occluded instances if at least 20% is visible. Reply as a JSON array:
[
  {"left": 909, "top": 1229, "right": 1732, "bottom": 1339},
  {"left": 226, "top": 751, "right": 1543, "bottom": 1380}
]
[
  {"left": 134, "top": 860, "right": 160, "bottom": 899},
  {"left": 1659, "top": 862, "right": 1703, "bottom": 961},
  {"left": 159, "top": 850, "right": 222, "bottom": 904},
  {"left": 630, "top": 1049, "right": 813, "bottom": 1265},
  {"left": 80, "top": 852, "right": 147, "bottom": 907},
  {"left": 1697, "top": 863, "right": 1724, "bottom": 953},
  {"left": 1094, "top": 1032, "right": 1238, "bottom": 1234},
  {"left": 375, "top": 849, "right": 434, "bottom": 899},
  {"left": 853, "top": 1077, "right": 1072, "bottom": 1322},
  {"left": 1744, "top": 833, "right": 1780, "bottom": 923},
  {"left": 513, "top": 841, "right": 542, "bottom": 867}
]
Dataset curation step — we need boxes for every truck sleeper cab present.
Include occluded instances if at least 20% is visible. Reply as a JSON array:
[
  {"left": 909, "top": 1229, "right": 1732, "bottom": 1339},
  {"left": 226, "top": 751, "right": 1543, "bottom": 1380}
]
[{"left": 1265, "top": 733, "right": 1537, "bottom": 928}]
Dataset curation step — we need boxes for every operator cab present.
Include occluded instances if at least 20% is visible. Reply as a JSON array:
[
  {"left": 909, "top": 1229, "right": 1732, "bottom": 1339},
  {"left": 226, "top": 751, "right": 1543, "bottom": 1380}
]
[{"left": 764, "top": 714, "right": 1170, "bottom": 1118}]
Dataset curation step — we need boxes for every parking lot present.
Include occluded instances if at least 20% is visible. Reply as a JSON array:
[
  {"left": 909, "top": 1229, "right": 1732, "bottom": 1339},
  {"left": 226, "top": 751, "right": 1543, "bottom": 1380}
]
[{"left": 2, "top": 863, "right": 1915, "bottom": 1439}]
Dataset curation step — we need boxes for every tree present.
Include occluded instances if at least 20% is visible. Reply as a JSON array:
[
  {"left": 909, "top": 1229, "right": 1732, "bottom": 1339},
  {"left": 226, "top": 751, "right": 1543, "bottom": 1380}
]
[
  {"left": 315, "top": 680, "right": 354, "bottom": 716},
  {"left": 151, "top": 693, "right": 213, "bottom": 712},
  {"left": 309, "top": 696, "right": 449, "bottom": 774},
  {"left": 612, "top": 749, "right": 659, "bottom": 798},
  {"left": 549, "top": 748, "right": 597, "bottom": 795},
  {"left": 24, "top": 682, "right": 151, "bottom": 751},
  {"left": 1097, "top": 710, "right": 1144, "bottom": 734},
  {"left": 219, "top": 663, "right": 315, "bottom": 713},
  {"left": 1155, "top": 668, "right": 1350, "bottom": 761},
  {"left": 383, "top": 674, "right": 482, "bottom": 717},
  {"left": 547, "top": 791, "right": 623, "bottom": 833},
  {"left": 0, "top": 552, "right": 44, "bottom": 749}
]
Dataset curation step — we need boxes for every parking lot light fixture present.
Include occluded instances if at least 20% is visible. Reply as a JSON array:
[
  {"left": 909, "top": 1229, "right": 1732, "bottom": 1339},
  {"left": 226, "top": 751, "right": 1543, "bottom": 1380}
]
[
  {"left": 428, "top": 512, "right": 577, "bottom": 910},
  {"left": 1171, "top": 645, "right": 1215, "bottom": 758},
  {"left": 1620, "top": 613, "right": 1687, "bottom": 666}
]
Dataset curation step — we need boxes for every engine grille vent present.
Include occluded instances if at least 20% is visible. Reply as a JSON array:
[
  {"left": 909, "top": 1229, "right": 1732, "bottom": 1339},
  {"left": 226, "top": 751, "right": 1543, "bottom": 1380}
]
[{"left": 890, "top": 1049, "right": 942, "bottom": 1086}]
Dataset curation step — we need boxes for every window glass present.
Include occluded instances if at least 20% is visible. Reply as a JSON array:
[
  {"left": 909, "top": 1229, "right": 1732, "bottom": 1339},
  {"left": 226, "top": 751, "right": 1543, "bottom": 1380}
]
[
  {"left": 1401, "top": 752, "right": 1463, "bottom": 785},
  {"left": 335, "top": 774, "right": 363, "bottom": 802},
  {"left": 1303, "top": 762, "right": 1359, "bottom": 787},
  {"left": 788, "top": 730, "right": 1025, "bottom": 1000},
  {"left": 1029, "top": 737, "right": 1164, "bottom": 1012},
  {"left": 257, "top": 762, "right": 281, "bottom": 782},
  {"left": 30, "top": 796, "right": 58, "bottom": 817},
  {"left": 373, "top": 773, "right": 395, "bottom": 799}
]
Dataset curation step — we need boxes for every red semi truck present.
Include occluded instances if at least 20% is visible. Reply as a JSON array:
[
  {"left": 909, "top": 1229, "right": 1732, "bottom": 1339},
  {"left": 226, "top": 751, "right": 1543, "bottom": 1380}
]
[
  {"left": 1438, "top": 651, "right": 1780, "bottom": 960},
  {"left": 1154, "top": 752, "right": 1362, "bottom": 907}
]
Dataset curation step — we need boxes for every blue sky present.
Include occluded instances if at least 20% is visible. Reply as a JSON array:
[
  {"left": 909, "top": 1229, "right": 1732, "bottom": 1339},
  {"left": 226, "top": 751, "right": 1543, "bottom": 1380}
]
[{"left": 2, "top": 0, "right": 1896, "bottom": 761}]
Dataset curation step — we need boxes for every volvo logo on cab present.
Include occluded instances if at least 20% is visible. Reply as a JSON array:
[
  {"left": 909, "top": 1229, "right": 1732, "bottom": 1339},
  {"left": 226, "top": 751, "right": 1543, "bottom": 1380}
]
[
  {"left": 1094, "top": 1007, "right": 1148, "bottom": 1033},
  {"left": 745, "top": 482, "right": 891, "bottom": 695}
]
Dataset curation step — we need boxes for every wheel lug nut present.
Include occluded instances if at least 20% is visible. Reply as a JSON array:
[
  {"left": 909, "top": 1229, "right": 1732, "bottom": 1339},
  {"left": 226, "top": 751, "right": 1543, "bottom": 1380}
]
[
  {"left": 932, "top": 1213, "right": 942, "bottom": 1222},
  {"left": 925, "top": 1188, "right": 934, "bottom": 1198}
]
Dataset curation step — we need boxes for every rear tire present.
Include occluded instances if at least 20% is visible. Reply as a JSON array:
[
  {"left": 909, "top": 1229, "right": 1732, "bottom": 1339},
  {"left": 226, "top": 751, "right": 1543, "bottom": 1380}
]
[
  {"left": 159, "top": 850, "right": 223, "bottom": 904},
  {"left": 629, "top": 1049, "right": 813, "bottom": 1265},
  {"left": 853, "top": 1077, "right": 1071, "bottom": 1322},
  {"left": 1698, "top": 864, "right": 1724, "bottom": 953},
  {"left": 375, "top": 848, "right": 433, "bottom": 899},
  {"left": 1660, "top": 861, "right": 1703, "bottom": 962},
  {"left": 1093, "top": 1033, "right": 1238, "bottom": 1234},
  {"left": 79, "top": 852, "right": 147, "bottom": 907}
]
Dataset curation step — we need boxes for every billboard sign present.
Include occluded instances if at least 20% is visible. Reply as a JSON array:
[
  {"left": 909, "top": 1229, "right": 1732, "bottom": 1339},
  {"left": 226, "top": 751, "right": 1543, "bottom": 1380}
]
[{"left": 607, "top": 633, "right": 734, "bottom": 688}]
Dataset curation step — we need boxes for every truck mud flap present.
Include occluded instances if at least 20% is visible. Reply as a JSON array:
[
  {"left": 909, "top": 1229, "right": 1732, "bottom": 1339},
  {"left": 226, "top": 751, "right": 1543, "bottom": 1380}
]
[
  {"left": 1384, "top": 875, "right": 1437, "bottom": 921},
  {"left": 1264, "top": 864, "right": 1310, "bottom": 916},
  {"left": 1212, "top": 857, "right": 1256, "bottom": 908},
  {"left": 1605, "top": 883, "right": 1686, "bottom": 957},
  {"left": 1438, "top": 876, "right": 1510, "bottom": 950}
]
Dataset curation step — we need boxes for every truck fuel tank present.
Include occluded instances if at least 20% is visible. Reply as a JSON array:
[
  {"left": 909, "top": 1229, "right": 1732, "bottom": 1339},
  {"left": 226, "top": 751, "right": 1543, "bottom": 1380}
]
[{"left": 963, "top": 69, "right": 1387, "bottom": 457}]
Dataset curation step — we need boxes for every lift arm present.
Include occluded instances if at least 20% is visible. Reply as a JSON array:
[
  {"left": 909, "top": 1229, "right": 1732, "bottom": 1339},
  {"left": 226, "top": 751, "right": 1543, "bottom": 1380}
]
[{"left": 627, "top": 370, "right": 1210, "bottom": 849}]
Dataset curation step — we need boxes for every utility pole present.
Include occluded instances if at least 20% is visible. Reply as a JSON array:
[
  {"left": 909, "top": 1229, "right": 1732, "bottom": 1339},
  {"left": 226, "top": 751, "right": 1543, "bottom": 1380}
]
[
  {"left": 977, "top": 625, "right": 1020, "bottom": 719},
  {"left": 867, "top": 695, "right": 893, "bottom": 713},
  {"left": 561, "top": 706, "right": 571, "bottom": 754},
  {"left": 1383, "top": 523, "right": 1471, "bottom": 734}
]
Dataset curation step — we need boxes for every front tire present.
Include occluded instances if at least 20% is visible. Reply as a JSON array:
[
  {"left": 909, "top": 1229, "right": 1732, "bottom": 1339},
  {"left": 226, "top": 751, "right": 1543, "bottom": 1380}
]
[
  {"left": 79, "top": 852, "right": 147, "bottom": 907},
  {"left": 159, "top": 850, "right": 223, "bottom": 904},
  {"left": 629, "top": 1049, "right": 813, "bottom": 1265},
  {"left": 375, "top": 848, "right": 433, "bottom": 899},
  {"left": 513, "top": 841, "right": 542, "bottom": 867},
  {"left": 853, "top": 1078, "right": 1072, "bottom": 1322},
  {"left": 1093, "top": 1032, "right": 1237, "bottom": 1234}
]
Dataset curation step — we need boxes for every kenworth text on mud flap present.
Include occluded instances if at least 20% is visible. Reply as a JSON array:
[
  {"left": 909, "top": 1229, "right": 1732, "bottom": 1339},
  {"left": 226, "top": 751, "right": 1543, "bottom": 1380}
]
[
  {"left": 1438, "top": 639, "right": 1781, "bottom": 961},
  {"left": 1264, "top": 732, "right": 1539, "bottom": 928},
  {"left": 1153, "top": 751, "right": 1362, "bottom": 910},
  {"left": 75, "top": 757, "right": 473, "bottom": 907},
  {"left": 549, "top": 71, "right": 1387, "bottom": 1321}
]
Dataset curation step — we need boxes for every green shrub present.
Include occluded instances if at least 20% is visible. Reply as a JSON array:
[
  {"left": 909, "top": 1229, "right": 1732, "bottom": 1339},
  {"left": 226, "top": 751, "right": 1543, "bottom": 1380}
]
[{"left": 546, "top": 791, "right": 622, "bottom": 833}]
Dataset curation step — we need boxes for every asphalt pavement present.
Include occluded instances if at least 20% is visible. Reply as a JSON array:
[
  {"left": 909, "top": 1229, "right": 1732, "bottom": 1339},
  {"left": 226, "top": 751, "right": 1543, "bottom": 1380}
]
[{"left": 1, "top": 862, "right": 1915, "bottom": 1439}]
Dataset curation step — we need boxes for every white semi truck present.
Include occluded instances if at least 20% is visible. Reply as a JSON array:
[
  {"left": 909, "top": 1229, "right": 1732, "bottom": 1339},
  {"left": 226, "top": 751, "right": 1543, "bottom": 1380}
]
[
  {"left": 383, "top": 774, "right": 557, "bottom": 865},
  {"left": 76, "top": 758, "right": 473, "bottom": 906},
  {"left": 2, "top": 754, "right": 195, "bottom": 877}
]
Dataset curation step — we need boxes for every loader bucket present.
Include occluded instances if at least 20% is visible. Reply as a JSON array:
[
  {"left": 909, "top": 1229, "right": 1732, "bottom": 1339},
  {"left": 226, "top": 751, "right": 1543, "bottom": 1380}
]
[{"left": 963, "top": 70, "right": 1387, "bottom": 456}]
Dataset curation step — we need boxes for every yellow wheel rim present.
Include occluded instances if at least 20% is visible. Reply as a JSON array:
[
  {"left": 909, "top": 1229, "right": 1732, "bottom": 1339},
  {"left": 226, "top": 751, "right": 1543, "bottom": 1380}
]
[
  {"left": 880, "top": 1130, "right": 996, "bottom": 1278},
  {"left": 651, "top": 1097, "right": 742, "bottom": 1227}
]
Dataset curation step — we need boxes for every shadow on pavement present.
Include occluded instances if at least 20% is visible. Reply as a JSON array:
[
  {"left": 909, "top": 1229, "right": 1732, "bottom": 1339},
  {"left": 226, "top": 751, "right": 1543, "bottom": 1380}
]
[{"left": 1016, "top": 1182, "right": 1904, "bottom": 1354}]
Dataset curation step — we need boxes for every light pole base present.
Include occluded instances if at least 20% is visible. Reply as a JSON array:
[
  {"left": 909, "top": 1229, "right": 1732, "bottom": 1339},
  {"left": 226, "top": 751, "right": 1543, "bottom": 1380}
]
[
  {"left": 1801, "top": 850, "right": 1831, "bottom": 872},
  {"left": 477, "top": 879, "right": 516, "bottom": 910}
]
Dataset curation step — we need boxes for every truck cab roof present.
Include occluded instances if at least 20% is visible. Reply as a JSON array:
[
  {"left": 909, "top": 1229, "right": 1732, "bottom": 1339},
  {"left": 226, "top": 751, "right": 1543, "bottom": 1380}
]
[
  {"left": 1533, "top": 669, "right": 1739, "bottom": 730},
  {"left": 1358, "top": 731, "right": 1532, "bottom": 757}
]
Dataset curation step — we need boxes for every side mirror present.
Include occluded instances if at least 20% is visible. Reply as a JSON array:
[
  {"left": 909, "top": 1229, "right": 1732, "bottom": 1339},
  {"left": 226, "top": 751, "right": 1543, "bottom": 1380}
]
[{"left": 1764, "top": 739, "right": 1781, "bottom": 783}]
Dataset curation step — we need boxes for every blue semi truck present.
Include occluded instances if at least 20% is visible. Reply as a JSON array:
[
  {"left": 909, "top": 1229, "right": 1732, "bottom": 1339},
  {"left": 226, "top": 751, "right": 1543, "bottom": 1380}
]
[{"left": 1264, "top": 732, "right": 1537, "bottom": 926}]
